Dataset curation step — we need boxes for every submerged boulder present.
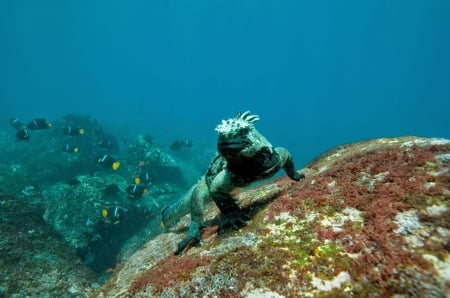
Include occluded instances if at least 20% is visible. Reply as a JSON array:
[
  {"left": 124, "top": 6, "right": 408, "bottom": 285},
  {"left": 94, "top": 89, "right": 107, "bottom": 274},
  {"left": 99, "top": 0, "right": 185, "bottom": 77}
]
[
  {"left": 125, "top": 134, "right": 186, "bottom": 186},
  {"left": 0, "top": 192, "right": 97, "bottom": 297},
  {"left": 96, "top": 136, "right": 450, "bottom": 297}
]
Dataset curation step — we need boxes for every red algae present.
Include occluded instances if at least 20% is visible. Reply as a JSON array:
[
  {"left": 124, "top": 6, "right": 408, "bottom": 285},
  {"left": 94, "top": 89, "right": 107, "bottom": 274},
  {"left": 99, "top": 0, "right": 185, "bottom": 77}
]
[
  {"left": 266, "top": 141, "right": 447, "bottom": 294},
  {"left": 129, "top": 255, "right": 210, "bottom": 294}
]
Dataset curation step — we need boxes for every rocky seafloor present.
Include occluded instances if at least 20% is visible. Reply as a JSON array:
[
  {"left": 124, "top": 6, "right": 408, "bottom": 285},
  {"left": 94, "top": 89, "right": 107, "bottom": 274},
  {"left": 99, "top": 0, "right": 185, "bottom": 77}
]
[
  {"left": 0, "top": 114, "right": 211, "bottom": 296},
  {"left": 94, "top": 136, "right": 450, "bottom": 297},
  {"left": 1, "top": 134, "right": 449, "bottom": 297},
  {"left": 0, "top": 192, "right": 97, "bottom": 297}
]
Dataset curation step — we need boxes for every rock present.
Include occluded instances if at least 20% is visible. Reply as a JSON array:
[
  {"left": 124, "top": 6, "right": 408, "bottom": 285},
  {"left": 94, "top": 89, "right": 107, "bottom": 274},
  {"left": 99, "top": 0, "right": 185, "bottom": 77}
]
[
  {"left": 0, "top": 192, "right": 97, "bottom": 297},
  {"left": 126, "top": 134, "right": 186, "bottom": 186},
  {"left": 42, "top": 173, "right": 131, "bottom": 251},
  {"left": 95, "top": 136, "right": 450, "bottom": 297},
  {"left": 41, "top": 172, "right": 161, "bottom": 275}
]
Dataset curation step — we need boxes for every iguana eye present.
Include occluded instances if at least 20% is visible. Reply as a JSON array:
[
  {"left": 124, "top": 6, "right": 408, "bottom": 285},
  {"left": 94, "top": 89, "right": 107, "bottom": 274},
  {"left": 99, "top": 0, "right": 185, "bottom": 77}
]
[{"left": 237, "top": 126, "right": 250, "bottom": 136}]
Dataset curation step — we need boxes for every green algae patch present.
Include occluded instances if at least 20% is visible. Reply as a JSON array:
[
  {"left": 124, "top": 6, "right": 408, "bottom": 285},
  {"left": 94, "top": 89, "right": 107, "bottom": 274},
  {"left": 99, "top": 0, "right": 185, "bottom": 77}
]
[{"left": 293, "top": 249, "right": 309, "bottom": 268}]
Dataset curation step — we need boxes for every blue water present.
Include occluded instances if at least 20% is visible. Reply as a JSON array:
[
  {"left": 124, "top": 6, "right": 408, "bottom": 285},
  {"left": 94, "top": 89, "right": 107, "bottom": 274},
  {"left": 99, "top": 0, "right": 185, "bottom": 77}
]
[{"left": 1, "top": 0, "right": 449, "bottom": 167}]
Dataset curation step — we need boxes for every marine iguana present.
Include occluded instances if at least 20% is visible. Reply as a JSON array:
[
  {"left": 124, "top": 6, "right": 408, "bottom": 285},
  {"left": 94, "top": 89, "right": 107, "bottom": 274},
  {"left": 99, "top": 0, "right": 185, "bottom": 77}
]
[{"left": 161, "top": 111, "right": 303, "bottom": 254}]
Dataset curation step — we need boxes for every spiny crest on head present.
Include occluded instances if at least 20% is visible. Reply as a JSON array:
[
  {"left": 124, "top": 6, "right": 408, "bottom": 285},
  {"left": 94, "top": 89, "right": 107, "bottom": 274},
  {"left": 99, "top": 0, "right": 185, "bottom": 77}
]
[
  {"left": 236, "top": 111, "right": 260, "bottom": 123},
  {"left": 215, "top": 111, "right": 260, "bottom": 136}
]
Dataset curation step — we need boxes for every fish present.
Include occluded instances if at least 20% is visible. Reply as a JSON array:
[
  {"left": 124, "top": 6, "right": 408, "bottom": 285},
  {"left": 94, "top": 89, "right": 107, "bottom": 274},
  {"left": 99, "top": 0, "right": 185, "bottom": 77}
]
[
  {"left": 9, "top": 118, "right": 24, "bottom": 130},
  {"left": 96, "top": 154, "right": 120, "bottom": 170},
  {"left": 16, "top": 127, "right": 30, "bottom": 141},
  {"left": 63, "top": 125, "right": 85, "bottom": 136},
  {"left": 92, "top": 127, "right": 102, "bottom": 135},
  {"left": 135, "top": 168, "right": 153, "bottom": 185},
  {"left": 170, "top": 139, "right": 193, "bottom": 151},
  {"left": 126, "top": 183, "right": 148, "bottom": 199},
  {"left": 101, "top": 206, "right": 127, "bottom": 224},
  {"left": 103, "top": 184, "right": 120, "bottom": 196},
  {"left": 10, "top": 118, "right": 30, "bottom": 141},
  {"left": 62, "top": 143, "right": 79, "bottom": 153},
  {"left": 98, "top": 138, "right": 116, "bottom": 150},
  {"left": 66, "top": 178, "right": 81, "bottom": 186},
  {"left": 27, "top": 118, "right": 52, "bottom": 130}
]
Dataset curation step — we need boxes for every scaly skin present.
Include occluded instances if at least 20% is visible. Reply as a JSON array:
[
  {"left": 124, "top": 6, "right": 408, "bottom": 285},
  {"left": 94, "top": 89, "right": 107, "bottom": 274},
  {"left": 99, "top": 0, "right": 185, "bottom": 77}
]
[{"left": 161, "top": 111, "right": 303, "bottom": 254}]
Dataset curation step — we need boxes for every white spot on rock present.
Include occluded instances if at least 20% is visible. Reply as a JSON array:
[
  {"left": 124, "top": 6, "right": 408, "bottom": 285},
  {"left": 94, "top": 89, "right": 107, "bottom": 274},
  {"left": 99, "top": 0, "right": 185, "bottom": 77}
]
[
  {"left": 422, "top": 254, "right": 450, "bottom": 292},
  {"left": 244, "top": 288, "right": 285, "bottom": 298},
  {"left": 435, "top": 153, "right": 450, "bottom": 163},
  {"left": 311, "top": 271, "right": 351, "bottom": 291},
  {"left": 426, "top": 205, "right": 448, "bottom": 217},
  {"left": 394, "top": 210, "right": 425, "bottom": 247},
  {"left": 401, "top": 138, "right": 450, "bottom": 148},
  {"left": 394, "top": 210, "right": 422, "bottom": 235},
  {"left": 320, "top": 207, "right": 363, "bottom": 232}
]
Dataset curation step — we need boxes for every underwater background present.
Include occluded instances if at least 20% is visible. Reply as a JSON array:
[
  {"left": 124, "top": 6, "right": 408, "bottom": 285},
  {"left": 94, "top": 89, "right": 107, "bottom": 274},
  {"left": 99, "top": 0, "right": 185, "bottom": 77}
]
[
  {"left": 1, "top": 0, "right": 449, "bottom": 167},
  {"left": 0, "top": 1, "right": 450, "bottom": 294}
]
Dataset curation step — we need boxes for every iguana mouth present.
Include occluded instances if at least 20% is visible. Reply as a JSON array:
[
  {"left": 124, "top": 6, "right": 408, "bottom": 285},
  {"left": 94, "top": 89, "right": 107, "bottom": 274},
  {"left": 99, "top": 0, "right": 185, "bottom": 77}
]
[{"left": 217, "top": 138, "right": 250, "bottom": 156}]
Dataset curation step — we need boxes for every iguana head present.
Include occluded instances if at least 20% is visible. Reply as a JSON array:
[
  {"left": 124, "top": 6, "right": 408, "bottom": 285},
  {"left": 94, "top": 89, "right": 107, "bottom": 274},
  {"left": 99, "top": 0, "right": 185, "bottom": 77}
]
[{"left": 215, "top": 111, "right": 260, "bottom": 159}]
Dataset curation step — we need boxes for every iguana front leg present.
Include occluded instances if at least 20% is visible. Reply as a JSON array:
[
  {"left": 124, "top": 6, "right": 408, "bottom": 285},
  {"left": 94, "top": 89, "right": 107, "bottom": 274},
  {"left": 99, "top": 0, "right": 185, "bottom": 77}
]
[
  {"left": 211, "top": 192, "right": 250, "bottom": 234},
  {"left": 175, "top": 172, "right": 248, "bottom": 254},
  {"left": 275, "top": 147, "right": 305, "bottom": 181},
  {"left": 208, "top": 170, "right": 250, "bottom": 234}
]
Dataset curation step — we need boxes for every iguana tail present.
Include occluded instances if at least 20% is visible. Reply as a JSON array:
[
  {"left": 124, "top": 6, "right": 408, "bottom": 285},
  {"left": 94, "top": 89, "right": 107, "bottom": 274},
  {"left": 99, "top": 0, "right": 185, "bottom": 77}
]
[{"left": 161, "top": 184, "right": 196, "bottom": 228}]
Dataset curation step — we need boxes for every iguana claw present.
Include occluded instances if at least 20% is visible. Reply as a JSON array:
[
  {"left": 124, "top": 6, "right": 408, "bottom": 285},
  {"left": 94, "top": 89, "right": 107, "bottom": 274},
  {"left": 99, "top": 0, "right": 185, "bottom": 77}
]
[
  {"left": 175, "top": 221, "right": 202, "bottom": 255},
  {"left": 217, "top": 209, "right": 250, "bottom": 234}
]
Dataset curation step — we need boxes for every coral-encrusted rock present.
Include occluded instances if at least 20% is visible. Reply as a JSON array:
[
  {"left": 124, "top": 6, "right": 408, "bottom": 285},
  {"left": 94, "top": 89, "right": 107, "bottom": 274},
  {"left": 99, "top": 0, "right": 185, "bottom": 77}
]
[
  {"left": 95, "top": 137, "right": 450, "bottom": 297},
  {"left": 125, "top": 134, "right": 186, "bottom": 185},
  {"left": 0, "top": 193, "right": 96, "bottom": 297}
]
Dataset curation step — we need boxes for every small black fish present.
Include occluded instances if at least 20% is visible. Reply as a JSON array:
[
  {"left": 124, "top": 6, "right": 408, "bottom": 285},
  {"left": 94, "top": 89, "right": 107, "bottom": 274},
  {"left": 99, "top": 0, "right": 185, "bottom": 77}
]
[
  {"left": 62, "top": 143, "right": 79, "bottom": 153},
  {"left": 96, "top": 154, "right": 120, "bottom": 170},
  {"left": 16, "top": 127, "right": 30, "bottom": 141},
  {"left": 135, "top": 168, "right": 153, "bottom": 185},
  {"left": 143, "top": 134, "right": 153, "bottom": 144},
  {"left": 103, "top": 184, "right": 120, "bottom": 196},
  {"left": 66, "top": 178, "right": 81, "bottom": 186},
  {"left": 98, "top": 138, "right": 113, "bottom": 149},
  {"left": 170, "top": 139, "right": 193, "bottom": 151},
  {"left": 63, "top": 126, "right": 85, "bottom": 136},
  {"left": 9, "top": 118, "right": 24, "bottom": 130},
  {"left": 126, "top": 184, "right": 148, "bottom": 199},
  {"left": 98, "top": 136, "right": 118, "bottom": 150},
  {"left": 92, "top": 127, "right": 102, "bottom": 135},
  {"left": 27, "top": 118, "right": 52, "bottom": 130},
  {"left": 102, "top": 206, "right": 127, "bottom": 224}
]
